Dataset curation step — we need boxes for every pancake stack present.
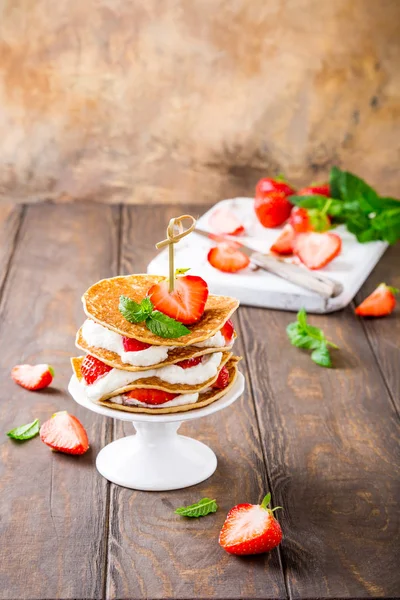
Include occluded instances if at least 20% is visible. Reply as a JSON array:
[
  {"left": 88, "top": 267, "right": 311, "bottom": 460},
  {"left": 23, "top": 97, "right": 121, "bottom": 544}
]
[{"left": 71, "top": 274, "right": 241, "bottom": 414}]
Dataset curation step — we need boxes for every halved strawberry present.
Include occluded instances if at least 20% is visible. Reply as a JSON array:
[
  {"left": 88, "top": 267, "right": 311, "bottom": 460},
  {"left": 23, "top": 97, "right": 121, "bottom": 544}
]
[
  {"left": 122, "top": 336, "right": 151, "bottom": 352},
  {"left": 81, "top": 354, "right": 112, "bottom": 385},
  {"left": 125, "top": 388, "right": 178, "bottom": 405},
  {"left": 148, "top": 275, "right": 209, "bottom": 325},
  {"left": 11, "top": 364, "right": 54, "bottom": 391},
  {"left": 355, "top": 283, "right": 398, "bottom": 317},
  {"left": 294, "top": 232, "right": 341, "bottom": 270},
  {"left": 297, "top": 183, "right": 330, "bottom": 197},
  {"left": 254, "top": 191, "right": 292, "bottom": 228},
  {"left": 220, "top": 318, "right": 235, "bottom": 344},
  {"left": 255, "top": 177, "right": 296, "bottom": 198},
  {"left": 207, "top": 242, "right": 250, "bottom": 273},
  {"left": 270, "top": 224, "right": 295, "bottom": 255},
  {"left": 212, "top": 366, "right": 229, "bottom": 389},
  {"left": 176, "top": 357, "right": 203, "bottom": 369},
  {"left": 219, "top": 493, "right": 282, "bottom": 555},
  {"left": 40, "top": 411, "right": 89, "bottom": 455},
  {"left": 209, "top": 207, "right": 245, "bottom": 236}
]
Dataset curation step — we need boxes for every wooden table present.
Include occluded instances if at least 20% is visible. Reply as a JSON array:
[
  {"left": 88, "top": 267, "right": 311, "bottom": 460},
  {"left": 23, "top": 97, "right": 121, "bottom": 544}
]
[{"left": 0, "top": 202, "right": 399, "bottom": 600}]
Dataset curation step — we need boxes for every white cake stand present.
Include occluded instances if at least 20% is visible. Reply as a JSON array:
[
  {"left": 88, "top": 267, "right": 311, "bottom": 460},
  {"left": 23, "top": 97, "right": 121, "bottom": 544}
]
[{"left": 68, "top": 372, "right": 245, "bottom": 491}]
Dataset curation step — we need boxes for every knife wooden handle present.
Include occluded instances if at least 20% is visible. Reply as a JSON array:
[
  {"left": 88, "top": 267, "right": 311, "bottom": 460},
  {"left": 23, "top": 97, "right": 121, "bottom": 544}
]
[{"left": 251, "top": 253, "right": 343, "bottom": 299}]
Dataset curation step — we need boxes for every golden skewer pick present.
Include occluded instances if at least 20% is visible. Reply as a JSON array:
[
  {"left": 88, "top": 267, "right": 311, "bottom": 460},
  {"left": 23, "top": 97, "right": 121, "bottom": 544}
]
[{"left": 155, "top": 215, "right": 196, "bottom": 292}]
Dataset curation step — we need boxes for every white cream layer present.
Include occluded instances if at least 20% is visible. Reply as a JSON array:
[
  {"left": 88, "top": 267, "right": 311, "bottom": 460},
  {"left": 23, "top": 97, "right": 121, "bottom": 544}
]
[
  {"left": 112, "top": 392, "right": 200, "bottom": 408},
  {"left": 84, "top": 352, "right": 223, "bottom": 402}
]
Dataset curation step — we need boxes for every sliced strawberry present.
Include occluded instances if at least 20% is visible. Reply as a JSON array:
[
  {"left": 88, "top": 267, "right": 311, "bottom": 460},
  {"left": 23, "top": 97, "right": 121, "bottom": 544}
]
[
  {"left": 294, "top": 232, "right": 341, "bottom": 270},
  {"left": 298, "top": 183, "right": 330, "bottom": 197},
  {"left": 207, "top": 242, "right": 250, "bottom": 273},
  {"left": 11, "top": 364, "right": 54, "bottom": 391},
  {"left": 255, "top": 177, "right": 296, "bottom": 198},
  {"left": 148, "top": 275, "right": 208, "bottom": 325},
  {"left": 254, "top": 191, "right": 292, "bottom": 228},
  {"left": 176, "top": 356, "right": 203, "bottom": 369},
  {"left": 81, "top": 354, "right": 112, "bottom": 385},
  {"left": 270, "top": 224, "right": 295, "bottom": 255},
  {"left": 355, "top": 283, "right": 398, "bottom": 317},
  {"left": 122, "top": 336, "right": 151, "bottom": 352},
  {"left": 219, "top": 493, "right": 283, "bottom": 555},
  {"left": 125, "top": 388, "right": 178, "bottom": 405},
  {"left": 213, "top": 366, "right": 229, "bottom": 389},
  {"left": 40, "top": 411, "right": 89, "bottom": 455},
  {"left": 209, "top": 207, "right": 245, "bottom": 236},
  {"left": 220, "top": 318, "right": 235, "bottom": 344}
]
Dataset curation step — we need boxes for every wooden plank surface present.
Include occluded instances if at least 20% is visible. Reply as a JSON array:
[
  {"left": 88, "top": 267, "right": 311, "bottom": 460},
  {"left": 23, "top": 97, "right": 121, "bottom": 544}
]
[
  {"left": 239, "top": 305, "right": 400, "bottom": 598},
  {"left": 105, "top": 204, "right": 287, "bottom": 599},
  {"left": 0, "top": 203, "right": 120, "bottom": 600},
  {"left": 0, "top": 204, "right": 23, "bottom": 292}
]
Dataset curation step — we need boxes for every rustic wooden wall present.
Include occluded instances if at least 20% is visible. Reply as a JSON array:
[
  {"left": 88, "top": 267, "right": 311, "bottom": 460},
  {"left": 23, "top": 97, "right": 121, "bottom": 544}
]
[{"left": 0, "top": 0, "right": 399, "bottom": 205}]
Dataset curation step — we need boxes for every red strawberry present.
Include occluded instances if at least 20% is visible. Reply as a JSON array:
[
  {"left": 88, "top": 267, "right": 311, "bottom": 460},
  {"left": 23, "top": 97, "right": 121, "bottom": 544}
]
[
  {"left": 11, "top": 364, "right": 54, "bottom": 391},
  {"left": 81, "top": 354, "right": 112, "bottom": 385},
  {"left": 254, "top": 191, "right": 292, "bottom": 228},
  {"left": 40, "top": 411, "right": 89, "bottom": 455},
  {"left": 220, "top": 318, "right": 235, "bottom": 344},
  {"left": 355, "top": 283, "right": 398, "bottom": 317},
  {"left": 213, "top": 366, "right": 229, "bottom": 389},
  {"left": 125, "top": 388, "right": 178, "bottom": 405},
  {"left": 270, "top": 224, "right": 295, "bottom": 255},
  {"left": 148, "top": 275, "right": 209, "bottom": 325},
  {"left": 209, "top": 207, "right": 245, "bottom": 236},
  {"left": 176, "top": 357, "right": 203, "bottom": 369},
  {"left": 289, "top": 207, "right": 331, "bottom": 233},
  {"left": 255, "top": 177, "right": 296, "bottom": 198},
  {"left": 298, "top": 183, "right": 330, "bottom": 197},
  {"left": 294, "top": 232, "right": 341, "bottom": 270},
  {"left": 122, "top": 336, "right": 151, "bottom": 352},
  {"left": 219, "top": 493, "right": 283, "bottom": 555},
  {"left": 207, "top": 242, "right": 250, "bottom": 273}
]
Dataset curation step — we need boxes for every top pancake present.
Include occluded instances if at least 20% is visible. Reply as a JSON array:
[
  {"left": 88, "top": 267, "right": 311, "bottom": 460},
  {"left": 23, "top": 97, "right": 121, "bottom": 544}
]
[{"left": 82, "top": 274, "right": 239, "bottom": 346}]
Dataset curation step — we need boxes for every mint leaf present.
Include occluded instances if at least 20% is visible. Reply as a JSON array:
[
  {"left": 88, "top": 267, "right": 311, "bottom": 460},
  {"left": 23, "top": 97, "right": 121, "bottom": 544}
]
[
  {"left": 146, "top": 311, "right": 190, "bottom": 338},
  {"left": 175, "top": 498, "right": 218, "bottom": 518},
  {"left": 7, "top": 418, "right": 40, "bottom": 441},
  {"left": 311, "top": 342, "right": 332, "bottom": 368},
  {"left": 119, "top": 296, "right": 153, "bottom": 323}
]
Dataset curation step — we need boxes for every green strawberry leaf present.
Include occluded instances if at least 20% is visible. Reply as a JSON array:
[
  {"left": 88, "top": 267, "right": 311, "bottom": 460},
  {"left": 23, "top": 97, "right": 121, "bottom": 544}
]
[
  {"left": 311, "top": 342, "right": 332, "bottom": 368},
  {"left": 7, "top": 418, "right": 40, "bottom": 441},
  {"left": 175, "top": 498, "right": 218, "bottom": 518},
  {"left": 119, "top": 296, "right": 153, "bottom": 323},
  {"left": 146, "top": 311, "right": 190, "bottom": 338}
]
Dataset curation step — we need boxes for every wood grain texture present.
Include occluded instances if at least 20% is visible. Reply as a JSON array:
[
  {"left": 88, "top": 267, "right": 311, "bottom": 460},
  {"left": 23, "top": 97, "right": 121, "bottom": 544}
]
[
  {"left": 354, "top": 244, "right": 400, "bottom": 415},
  {"left": 239, "top": 305, "right": 400, "bottom": 598},
  {"left": 0, "top": 203, "right": 23, "bottom": 291},
  {"left": 0, "top": 0, "right": 399, "bottom": 205},
  {"left": 106, "top": 204, "right": 287, "bottom": 599},
  {"left": 0, "top": 203, "right": 120, "bottom": 599}
]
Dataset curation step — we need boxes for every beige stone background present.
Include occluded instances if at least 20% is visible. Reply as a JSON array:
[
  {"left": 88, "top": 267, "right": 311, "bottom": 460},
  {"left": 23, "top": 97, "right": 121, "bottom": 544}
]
[{"left": 0, "top": 0, "right": 399, "bottom": 206}]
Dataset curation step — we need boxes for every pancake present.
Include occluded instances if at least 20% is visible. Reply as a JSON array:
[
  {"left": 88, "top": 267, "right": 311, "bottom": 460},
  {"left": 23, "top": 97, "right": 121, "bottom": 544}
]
[
  {"left": 71, "top": 351, "right": 232, "bottom": 398},
  {"left": 75, "top": 327, "right": 236, "bottom": 371},
  {"left": 97, "top": 357, "right": 240, "bottom": 414},
  {"left": 82, "top": 274, "right": 239, "bottom": 346}
]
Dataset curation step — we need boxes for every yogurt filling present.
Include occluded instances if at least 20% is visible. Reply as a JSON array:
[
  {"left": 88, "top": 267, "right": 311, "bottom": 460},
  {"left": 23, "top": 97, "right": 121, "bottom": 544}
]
[
  {"left": 81, "top": 320, "right": 232, "bottom": 367},
  {"left": 112, "top": 391, "right": 200, "bottom": 408},
  {"left": 84, "top": 352, "right": 223, "bottom": 402}
]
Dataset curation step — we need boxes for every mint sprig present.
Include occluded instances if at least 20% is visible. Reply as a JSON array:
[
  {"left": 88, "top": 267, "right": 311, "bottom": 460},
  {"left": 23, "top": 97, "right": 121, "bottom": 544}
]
[
  {"left": 287, "top": 308, "right": 338, "bottom": 367},
  {"left": 7, "top": 418, "right": 40, "bottom": 441},
  {"left": 175, "top": 498, "right": 218, "bottom": 518},
  {"left": 119, "top": 296, "right": 190, "bottom": 339}
]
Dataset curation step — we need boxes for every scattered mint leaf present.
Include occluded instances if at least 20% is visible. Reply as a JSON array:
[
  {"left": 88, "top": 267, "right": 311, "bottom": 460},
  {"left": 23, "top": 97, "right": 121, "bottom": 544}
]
[
  {"left": 175, "top": 498, "right": 218, "bottom": 518},
  {"left": 146, "top": 311, "right": 190, "bottom": 338},
  {"left": 286, "top": 309, "right": 338, "bottom": 368},
  {"left": 119, "top": 296, "right": 153, "bottom": 323},
  {"left": 175, "top": 267, "right": 191, "bottom": 276},
  {"left": 7, "top": 418, "right": 40, "bottom": 441}
]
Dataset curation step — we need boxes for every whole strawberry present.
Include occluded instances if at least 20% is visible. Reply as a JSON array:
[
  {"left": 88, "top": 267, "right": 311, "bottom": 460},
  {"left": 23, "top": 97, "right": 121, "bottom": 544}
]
[
  {"left": 255, "top": 191, "right": 293, "bottom": 228},
  {"left": 219, "top": 493, "right": 282, "bottom": 555}
]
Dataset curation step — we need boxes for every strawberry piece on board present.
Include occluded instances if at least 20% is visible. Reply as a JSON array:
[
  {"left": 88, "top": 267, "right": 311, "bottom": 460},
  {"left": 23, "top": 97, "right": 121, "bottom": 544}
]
[
  {"left": 40, "top": 411, "right": 89, "bottom": 455},
  {"left": 209, "top": 207, "right": 245, "bottom": 236},
  {"left": 270, "top": 224, "right": 295, "bottom": 255},
  {"left": 207, "top": 242, "right": 250, "bottom": 273},
  {"left": 148, "top": 275, "right": 209, "bottom": 325},
  {"left": 355, "top": 283, "right": 398, "bottom": 317},
  {"left": 294, "top": 232, "right": 341, "bottom": 270}
]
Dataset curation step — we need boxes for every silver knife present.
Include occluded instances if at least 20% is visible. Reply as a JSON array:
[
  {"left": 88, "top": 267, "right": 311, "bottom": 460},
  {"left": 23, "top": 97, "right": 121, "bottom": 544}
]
[{"left": 194, "top": 228, "right": 343, "bottom": 299}]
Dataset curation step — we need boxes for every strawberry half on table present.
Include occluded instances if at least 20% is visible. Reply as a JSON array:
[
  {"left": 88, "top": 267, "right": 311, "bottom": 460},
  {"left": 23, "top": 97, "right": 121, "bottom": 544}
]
[
  {"left": 148, "top": 275, "right": 209, "bottom": 325},
  {"left": 40, "top": 411, "right": 89, "bottom": 455},
  {"left": 219, "top": 492, "right": 283, "bottom": 555},
  {"left": 11, "top": 364, "right": 54, "bottom": 391},
  {"left": 355, "top": 283, "right": 398, "bottom": 317}
]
